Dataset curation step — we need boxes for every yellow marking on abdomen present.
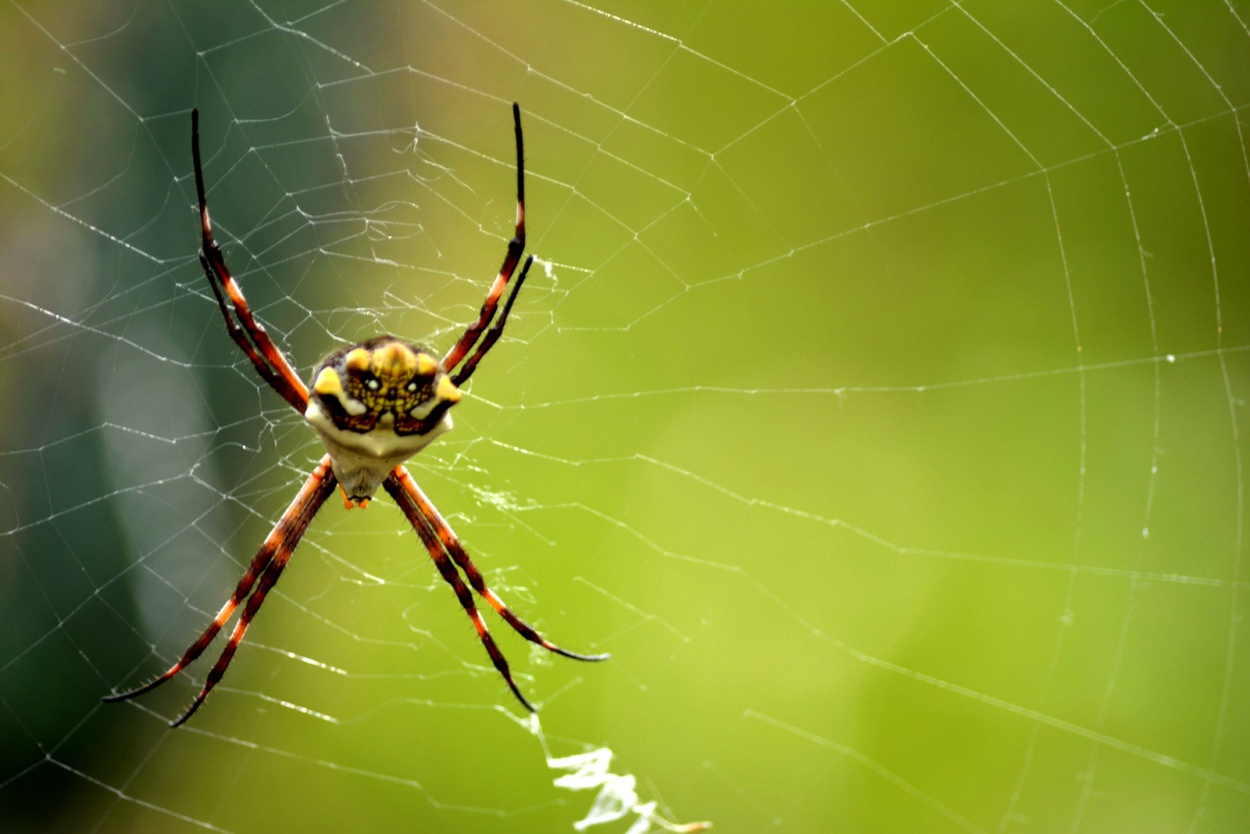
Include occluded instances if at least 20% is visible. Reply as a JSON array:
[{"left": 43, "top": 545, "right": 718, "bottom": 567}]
[
  {"left": 373, "top": 342, "right": 417, "bottom": 376},
  {"left": 313, "top": 366, "right": 367, "bottom": 416},
  {"left": 436, "top": 376, "right": 461, "bottom": 404},
  {"left": 344, "top": 348, "right": 371, "bottom": 373},
  {"left": 314, "top": 366, "right": 345, "bottom": 397},
  {"left": 416, "top": 353, "right": 439, "bottom": 377}
]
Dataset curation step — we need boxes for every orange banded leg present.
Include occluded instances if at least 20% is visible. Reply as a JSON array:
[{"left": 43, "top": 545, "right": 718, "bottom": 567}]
[
  {"left": 191, "top": 108, "right": 309, "bottom": 414},
  {"left": 384, "top": 470, "right": 535, "bottom": 710},
  {"left": 451, "top": 255, "right": 534, "bottom": 387},
  {"left": 441, "top": 102, "right": 527, "bottom": 375},
  {"left": 105, "top": 456, "right": 337, "bottom": 726},
  {"left": 388, "top": 466, "right": 608, "bottom": 664}
]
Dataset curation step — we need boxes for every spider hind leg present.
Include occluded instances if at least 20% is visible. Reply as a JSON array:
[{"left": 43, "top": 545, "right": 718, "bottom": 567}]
[
  {"left": 385, "top": 466, "right": 608, "bottom": 711},
  {"left": 104, "top": 457, "right": 337, "bottom": 726}
]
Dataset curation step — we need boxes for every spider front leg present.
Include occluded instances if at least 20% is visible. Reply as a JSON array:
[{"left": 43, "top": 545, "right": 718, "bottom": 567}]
[
  {"left": 192, "top": 108, "right": 309, "bottom": 414},
  {"left": 385, "top": 466, "right": 608, "bottom": 711},
  {"left": 104, "top": 456, "right": 337, "bottom": 726},
  {"left": 441, "top": 102, "right": 528, "bottom": 380}
]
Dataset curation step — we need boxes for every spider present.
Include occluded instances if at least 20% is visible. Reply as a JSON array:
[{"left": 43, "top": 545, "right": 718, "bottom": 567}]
[{"left": 103, "top": 103, "right": 608, "bottom": 727}]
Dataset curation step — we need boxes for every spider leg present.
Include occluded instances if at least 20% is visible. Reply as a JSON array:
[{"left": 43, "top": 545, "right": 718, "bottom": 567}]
[
  {"left": 103, "top": 534, "right": 279, "bottom": 704},
  {"left": 384, "top": 469, "right": 535, "bottom": 710},
  {"left": 389, "top": 466, "right": 608, "bottom": 662},
  {"left": 104, "top": 456, "right": 336, "bottom": 726},
  {"left": 450, "top": 254, "right": 533, "bottom": 387},
  {"left": 441, "top": 103, "right": 527, "bottom": 376},
  {"left": 387, "top": 467, "right": 607, "bottom": 695},
  {"left": 192, "top": 109, "right": 310, "bottom": 414}
]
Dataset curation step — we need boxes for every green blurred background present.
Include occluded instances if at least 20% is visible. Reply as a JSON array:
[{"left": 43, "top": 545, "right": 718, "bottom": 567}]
[{"left": 1, "top": 1, "right": 1247, "bottom": 832}]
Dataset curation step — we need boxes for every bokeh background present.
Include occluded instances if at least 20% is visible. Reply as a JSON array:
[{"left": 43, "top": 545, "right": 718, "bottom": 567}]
[{"left": 1, "top": 1, "right": 1247, "bottom": 832}]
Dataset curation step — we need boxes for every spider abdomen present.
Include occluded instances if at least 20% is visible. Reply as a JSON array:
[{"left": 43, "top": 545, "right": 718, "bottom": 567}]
[{"left": 304, "top": 336, "right": 461, "bottom": 501}]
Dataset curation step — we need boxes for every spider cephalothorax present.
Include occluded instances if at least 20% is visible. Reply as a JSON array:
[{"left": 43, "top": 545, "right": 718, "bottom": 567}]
[
  {"left": 305, "top": 336, "right": 461, "bottom": 503},
  {"left": 103, "top": 103, "right": 607, "bottom": 727}
]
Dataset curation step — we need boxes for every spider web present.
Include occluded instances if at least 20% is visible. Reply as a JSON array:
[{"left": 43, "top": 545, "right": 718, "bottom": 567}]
[{"left": 1, "top": 1, "right": 1247, "bottom": 831}]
